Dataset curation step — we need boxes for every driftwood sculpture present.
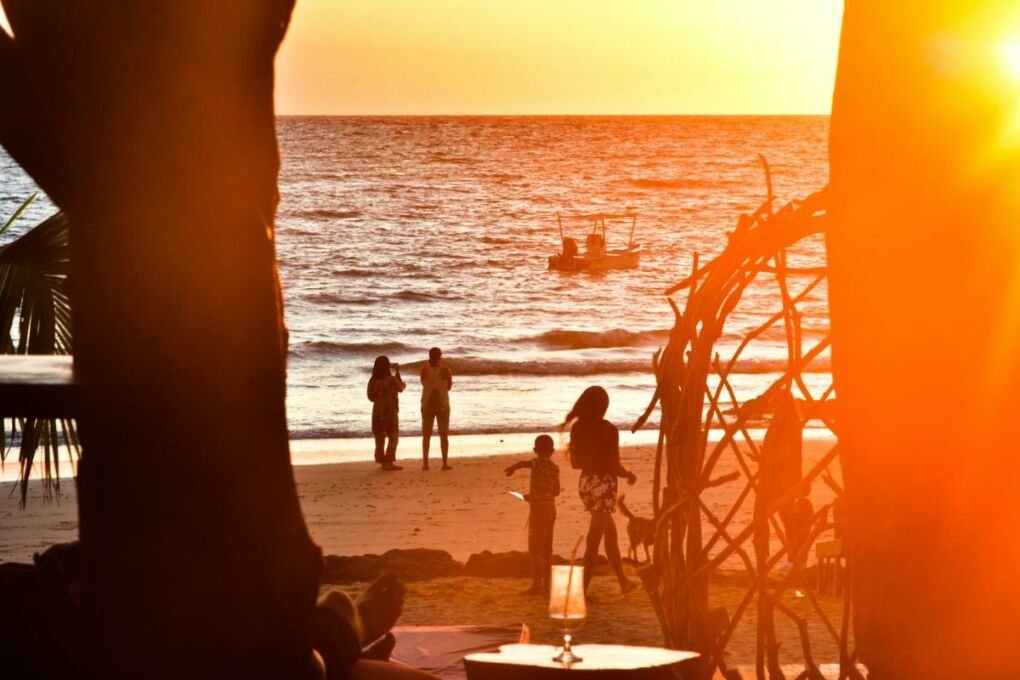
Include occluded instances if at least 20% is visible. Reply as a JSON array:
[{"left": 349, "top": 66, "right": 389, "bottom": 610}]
[{"left": 636, "top": 162, "right": 859, "bottom": 679}]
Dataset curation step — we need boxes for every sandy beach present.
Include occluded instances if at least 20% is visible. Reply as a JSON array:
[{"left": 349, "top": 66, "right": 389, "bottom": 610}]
[
  {"left": 1, "top": 435, "right": 843, "bottom": 666},
  {"left": 1, "top": 436, "right": 839, "bottom": 563}
]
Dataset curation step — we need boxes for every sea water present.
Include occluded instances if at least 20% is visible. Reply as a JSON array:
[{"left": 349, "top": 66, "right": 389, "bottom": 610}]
[{"left": 0, "top": 116, "right": 831, "bottom": 460}]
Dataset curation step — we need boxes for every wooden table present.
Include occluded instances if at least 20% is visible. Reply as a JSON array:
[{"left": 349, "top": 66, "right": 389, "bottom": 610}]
[
  {"left": 464, "top": 643, "right": 699, "bottom": 679},
  {"left": 0, "top": 355, "right": 79, "bottom": 417}
]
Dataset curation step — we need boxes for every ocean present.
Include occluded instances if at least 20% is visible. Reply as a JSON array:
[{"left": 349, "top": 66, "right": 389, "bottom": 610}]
[{"left": 0, "top": 116, "right": 832, "bottom": 454}]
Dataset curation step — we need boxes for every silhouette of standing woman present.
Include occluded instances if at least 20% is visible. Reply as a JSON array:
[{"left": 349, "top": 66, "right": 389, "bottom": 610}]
[
  {"left": 563, "top": 386, "right": 637, "bottom": 593},
  {"left": 368, "top": 356, "right": 405, "bottom": 471}
]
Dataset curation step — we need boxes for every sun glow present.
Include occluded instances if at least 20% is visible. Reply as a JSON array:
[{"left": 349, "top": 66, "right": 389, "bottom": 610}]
[
  {"left": 276, "top": 0, "right": 843, "bottom": 115},
  {"left": 998, "top": 39, "right": 1020, "bottom": 81}
]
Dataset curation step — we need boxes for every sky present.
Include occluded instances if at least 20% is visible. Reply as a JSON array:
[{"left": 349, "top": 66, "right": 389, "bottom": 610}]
[{"left": 276, "top": 0, "right": 844, "bottom": 115}]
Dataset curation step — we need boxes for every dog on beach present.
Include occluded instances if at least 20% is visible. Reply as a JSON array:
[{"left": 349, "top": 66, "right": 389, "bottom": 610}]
[{"left": 618, "top": 493, "right": 655, "bottom": 563}]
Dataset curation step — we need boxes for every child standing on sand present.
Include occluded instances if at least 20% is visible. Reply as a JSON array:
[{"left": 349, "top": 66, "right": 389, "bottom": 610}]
[{"left": 505, "top": 435, "right": 560, "bottom": 595}]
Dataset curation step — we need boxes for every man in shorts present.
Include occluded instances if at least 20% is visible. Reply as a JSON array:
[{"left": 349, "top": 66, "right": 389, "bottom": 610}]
[{"left": 420, "top": 347, "right": 453, "bottom": 470}]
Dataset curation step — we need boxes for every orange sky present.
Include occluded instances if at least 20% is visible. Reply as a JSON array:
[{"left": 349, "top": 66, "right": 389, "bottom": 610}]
[{"left": 276, "top": 1, "right": 844, "bottom": 115}]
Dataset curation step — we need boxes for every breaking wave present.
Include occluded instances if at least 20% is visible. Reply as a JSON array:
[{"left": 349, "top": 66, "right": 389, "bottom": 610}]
[
  {"left": 532, "top": 328, "right": 669, "bottom": 350},
  {"left": 291, "top": 340, "right": 413, "bottom": 357},
  {"left": 394, "top": 290, "right": 461, "bottom": 302},
  {"left": 444, "top": 357, "right": 649, "bottom": 376},
  {"left": 331, "top": 268, "right": 376, "bottom": 278},
  {"left": 423, "top": 356, "right": 829, "bottom": 377},
  {"left": 303, "top": 292, "right": 377, "bottom": 306}
]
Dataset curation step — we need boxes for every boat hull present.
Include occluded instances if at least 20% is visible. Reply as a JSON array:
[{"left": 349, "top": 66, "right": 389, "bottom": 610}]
[{"left": 548, "top": 248, "right": 641, "bottom": 272}]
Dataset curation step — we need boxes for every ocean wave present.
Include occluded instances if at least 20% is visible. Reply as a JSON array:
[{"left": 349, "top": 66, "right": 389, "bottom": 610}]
[
  {"left": 626, "top": 177, "right": 715, "bottom": 190},
  {"left": 725, "top": 357, "right": 830, "bottom": 374},
  {"left": 402, "top": 259, "right": 475, "bottom": 272},
  {"left": 291, "top": 340, "right": 411, "bottom": 357},
  {"left": 331, "top": 268, "right": 376, "bottom": 278},
  {"left": 278, "top": 225, "right": 319, "bottom": 237},
  {"left": 286, "top": 419, "right": 832, "bottom": 440},
  {"left": 303, "top": 292, "right": 377, "bottom": 306},
  {"left": 300, "top": 208, "right": 363, "bottom": 220},
  {"left": 428, "top": 153, "right": 476, "bottom": 165},
  {"left": 441, "top": 357, "right": 651, "bottom": 376},
  {"left": 396, "top": 355, "right": 829, "bottom": 377},
  {"left": 288, "top": 422, "right": 662, "bottom": 439},
  {"left": 533, "top": 328, "right": 669, "bottom": 350},
  {"left": 394, "top": 290, "right": 459, "bottom": 302}
]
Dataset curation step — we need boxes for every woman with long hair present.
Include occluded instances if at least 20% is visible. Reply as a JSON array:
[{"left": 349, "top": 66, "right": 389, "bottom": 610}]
[
  {"left": 368, "top": 355, "right": 405, "bottom": 471},
  {"left": 562, "top": 385, "right": 637, "bottom": 593}
]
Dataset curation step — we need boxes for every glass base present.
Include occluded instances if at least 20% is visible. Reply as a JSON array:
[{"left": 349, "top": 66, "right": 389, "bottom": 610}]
[
  {"left": 552, "top": 649, "right": 583, "bottom": 665},
  {"left": 552, "top": 634, "right": 583, "bottom": 666}
]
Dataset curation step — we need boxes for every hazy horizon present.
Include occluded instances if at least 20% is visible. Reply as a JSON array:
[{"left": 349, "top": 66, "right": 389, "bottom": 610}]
[
  {"left": 275, "top": 0, "right": 843, "bottom": 116},
  {"left": 274, "top": 112, "right": 833, "bottom": 118}
]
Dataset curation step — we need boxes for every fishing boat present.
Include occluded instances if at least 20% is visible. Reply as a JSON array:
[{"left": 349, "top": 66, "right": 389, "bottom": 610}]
[{"left": 548, "top": 212, "right": 641, "bottom": 272}]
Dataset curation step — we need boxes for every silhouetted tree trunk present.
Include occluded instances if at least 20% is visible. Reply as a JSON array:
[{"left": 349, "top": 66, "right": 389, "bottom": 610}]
[
  {"left": 0, "top": 2, "right": 322, "bottom": 677},
  {"left": 829, "top": 2, "right": 1020, "bottom": 675}
]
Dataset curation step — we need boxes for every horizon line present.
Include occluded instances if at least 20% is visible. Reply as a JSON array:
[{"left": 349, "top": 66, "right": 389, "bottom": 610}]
[{"left": 274, "top": 112, "right": 832, "bottom": 118}]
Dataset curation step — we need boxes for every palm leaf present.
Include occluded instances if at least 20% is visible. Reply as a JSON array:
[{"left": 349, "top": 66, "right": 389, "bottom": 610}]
[
  {"left": 0, "top": 193, "right": 36, "bottom": 236},
  {"left": 0, "top": 200, "right": 77, "bottom": 504}
]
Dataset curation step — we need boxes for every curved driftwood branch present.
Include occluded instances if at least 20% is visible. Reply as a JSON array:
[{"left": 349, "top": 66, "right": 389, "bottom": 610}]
[{"left": 639, "top": 174, "right": 850, "bottom": 678}]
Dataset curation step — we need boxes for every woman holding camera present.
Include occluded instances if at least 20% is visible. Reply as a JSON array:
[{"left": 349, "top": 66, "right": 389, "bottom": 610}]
[{"left": 368, "top": 355, "right": 405, "bottom": 471}]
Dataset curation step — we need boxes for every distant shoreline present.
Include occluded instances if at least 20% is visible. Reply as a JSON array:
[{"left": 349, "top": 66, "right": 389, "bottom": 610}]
[
  {"left": 275, "top": 113, "right": 833, "bottom": 119},
  {"left": 2, "top": 427, "right": 838, "bottom": 484}
]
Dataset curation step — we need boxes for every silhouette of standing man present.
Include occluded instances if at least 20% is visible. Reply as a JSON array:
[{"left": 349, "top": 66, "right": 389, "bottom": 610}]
[{"left": 421, "top": 347, "right": 453, "bottom": 470}]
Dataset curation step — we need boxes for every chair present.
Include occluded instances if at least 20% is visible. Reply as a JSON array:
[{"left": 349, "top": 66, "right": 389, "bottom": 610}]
[{"left": 815, "top": 538, "right": 845, "bottom": 595}]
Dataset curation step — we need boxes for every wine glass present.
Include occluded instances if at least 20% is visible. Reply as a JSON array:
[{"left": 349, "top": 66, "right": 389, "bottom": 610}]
[{"left": 548, "top": 564, "right": 586, "bottom": 665}]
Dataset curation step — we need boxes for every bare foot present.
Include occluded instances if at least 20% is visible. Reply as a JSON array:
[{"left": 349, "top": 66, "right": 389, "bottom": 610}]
[
  {"left": 361, "top": 632, "right": 396, "bottom": 660},
  {"left": 620, "top": 579, "right": 639, "bottom": 595},
  {"left": 356, "top": 573, "right": 406, "bottom": 645},
  {"left": 441, "top": 464, "right": 453, "bottom": 471}
]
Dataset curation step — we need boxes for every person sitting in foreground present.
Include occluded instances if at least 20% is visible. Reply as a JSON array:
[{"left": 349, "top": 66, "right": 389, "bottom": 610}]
[
  {"left": 313, "top": 573, "right": 439, "bottom": 679},
  {"left": 15, "top": 543, "right": 438, "bottom": 680},
  {"left": 504, "top": 434, "right": 561, "bottom": 595}
]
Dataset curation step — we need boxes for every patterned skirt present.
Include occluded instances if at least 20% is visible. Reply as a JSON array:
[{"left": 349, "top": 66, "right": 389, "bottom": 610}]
[
  {"left": 578, "top": 472, "right": 617, "bottom": 514},
  {"left": 371, "top": 407, "right": 398, "bottom": 436}
]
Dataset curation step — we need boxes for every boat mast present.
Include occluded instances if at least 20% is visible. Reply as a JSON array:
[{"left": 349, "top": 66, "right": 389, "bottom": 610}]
[{"left": 628, "top": 214, "right": 636, "bottom": 248}]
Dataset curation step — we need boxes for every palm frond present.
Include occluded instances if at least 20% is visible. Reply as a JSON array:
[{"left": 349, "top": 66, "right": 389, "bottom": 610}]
[
  {"left": 0, "top": 211, "right": 72, "bottom": 355},
  {"left": 0, "top": 205, "right": 77, "bottom": 504},
  {"left": 0, "top": 193, "right": 36, "bottom": 236}
]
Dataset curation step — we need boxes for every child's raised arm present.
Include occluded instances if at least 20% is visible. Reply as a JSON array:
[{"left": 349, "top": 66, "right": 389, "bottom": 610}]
[{"left": 503, "top": 460, "right": 533, "bottom": 476}]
